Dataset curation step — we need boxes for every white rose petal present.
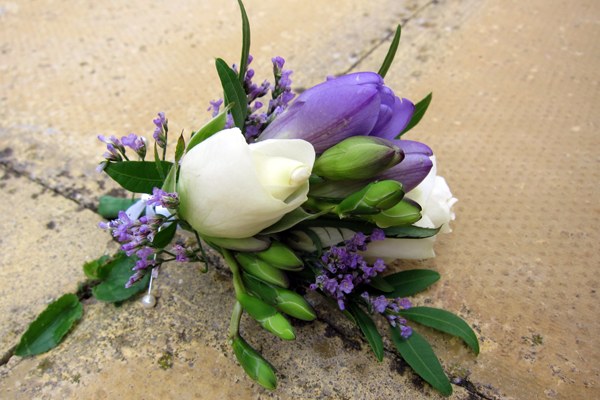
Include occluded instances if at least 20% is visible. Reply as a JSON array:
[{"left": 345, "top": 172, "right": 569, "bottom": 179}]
[{"left": 177, "top": 128, "right": 315, "bottom": 238}]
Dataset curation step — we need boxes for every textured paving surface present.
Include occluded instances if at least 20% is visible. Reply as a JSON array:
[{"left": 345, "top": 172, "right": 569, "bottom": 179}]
[{"left": 1, "top": 0, "right": 599, "bottom": 399}]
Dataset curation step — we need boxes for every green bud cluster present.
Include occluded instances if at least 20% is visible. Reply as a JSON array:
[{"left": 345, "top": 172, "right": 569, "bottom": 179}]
[
  {"left": 236, "top": 253, "right": 289, "bottom": 288},
  {"left": 334, "top": 180, "right": 405, "bottom": 217},
  {"left": 312, "top": 136, "right": 404, "bottom": 180}
]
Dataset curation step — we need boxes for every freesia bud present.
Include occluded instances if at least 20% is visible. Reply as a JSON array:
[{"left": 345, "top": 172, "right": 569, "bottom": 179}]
[
  {"left": 313, "top": 136, "right": 404, "bottom": 180},
  {"left": 238, "top": 294, "right": 295, "bottom": 340},
  {"left": 367, "top": 198, "right": 422, "bottom": 228},
  {"left": 255, "top": 240, "right": 303, "bottom": 271},
  {"left": 335, "top": 180, "right": 404, "bottom": 217},
  {"left": 236, "top": 252, "right": 289, "bottom": 288},
  {"left": 232, "top": 337, "right": 278, "bottom": 390}
]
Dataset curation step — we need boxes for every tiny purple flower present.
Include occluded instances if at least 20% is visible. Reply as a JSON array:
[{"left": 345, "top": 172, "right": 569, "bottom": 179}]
[
  {"left": 370, "top": 228, "right": 386, "bottom": 241},
  {"left": 399, "top": 298, "right": 412, "bottom": 309},
  {"left": 400, "top": 325, "right": 412, "bottom": 339}
]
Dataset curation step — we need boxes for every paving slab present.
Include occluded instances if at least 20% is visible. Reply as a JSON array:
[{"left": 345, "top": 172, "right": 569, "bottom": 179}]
[{"left": 0, "top": 0, "right": 598, "bottom": 398}]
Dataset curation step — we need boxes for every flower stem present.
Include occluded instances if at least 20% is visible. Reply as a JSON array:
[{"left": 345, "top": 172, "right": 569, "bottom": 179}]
[
  {"left": 222, "top": 248, "right": 246, "bottom": 297},
  {"left": 228, "top": 300, "right": 243, "bottom": 344}
]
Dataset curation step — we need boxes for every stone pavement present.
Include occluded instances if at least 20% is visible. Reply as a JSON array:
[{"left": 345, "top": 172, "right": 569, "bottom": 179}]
[{"left": 1, "top": 0, "right": 598, "bottom": 398}]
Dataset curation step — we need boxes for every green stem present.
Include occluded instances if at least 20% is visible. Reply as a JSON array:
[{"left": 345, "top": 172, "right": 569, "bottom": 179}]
[
  {"left": 228, "top": 300, "right": 243, "bottom": 344},
  {"left": 162, "top": 128, "right": 168, "bottom": 161},
  {"left": 222, "top": 248, "right": 246, "bottom": 296},
  {"left": 193, "top": 230, "right": 210, "bottom": 272}
]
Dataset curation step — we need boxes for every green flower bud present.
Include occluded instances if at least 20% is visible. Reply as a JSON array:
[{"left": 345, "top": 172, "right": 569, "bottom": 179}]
[
  {"left": 243, "top": 275, "right": 316, "bottom": 321},
  {"left": 236, "top": 253, "right": 289, "bottom": 288},
  {"left": 312, "top": 136, "right": 404, "bottom": 180},
  {"left": 238, "top": 294, "right": 295, "bottom": 340},
  {"left": 367, "top": 198, "right": 422, "bottom": 228},
  {"left": 255, "top": 241, "right": 304, "bottom": 271},
  {"left": 335, "top": 180, "right": 405, "bottom": 217},
  {"left": 232, "top": 337, "right": 278, "bottom": 390},
  {"left": 273, "top": 290, "right": 316, "bottom": 321}
]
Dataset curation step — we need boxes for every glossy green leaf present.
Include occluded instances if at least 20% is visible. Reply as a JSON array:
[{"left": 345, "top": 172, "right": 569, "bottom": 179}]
[
  {"left": 15, "top": 294, "right": 82, "bottom": 356},
  {"left": 260, "top": 207, "right": 333, "bottom": 234},
  {"left": 187, "top": 103, "right": 233, "bottom": 152},
  {"left": 391, "top": 328, "right": 452, "bottom": 395},
  {"left": 104, "top": 161, "right": 172, "bottom": 194},
  {"left": 237, "top": 0, "right": 251, "bottom": 85},
  {"left": 378, "top": 24, "right": 402, "bottom": 79},
  {"left": 232, "top": 336, "right": 278, "bottom": 390},
  {"left": 367, "top": 274, "right": 395, "bottom": 293},
  {"left": 174, "top": 132, "right": 186, "bottom": 163},
  {"left": 215, "top": 58, "right": 247, "bottom": 133},
  {"left": 397, "top": 92, "right": 433, "bottom": 137},
  {"left": 82, "top": 254, "right": 111, "bottom": 280},
  {"left": 92, "top": 252, "right": 150, "bottom": 302},
  {"left": 152, "top": 221, "right": 177, "bottom": 249},
  {"left": 381, "top": 269, "right": 440, "bottom": 298},
  {"left": 399, "top": 307, "right": 480, "bottom": 355},
  {"left": 97, "top": 196, "right": 137, "bottom": 219},
  {"left": 348, "top": 302, "right": 384, "bottom": 362}
]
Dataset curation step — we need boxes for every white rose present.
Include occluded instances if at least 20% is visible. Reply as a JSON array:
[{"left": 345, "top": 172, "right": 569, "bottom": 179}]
[
  {"left": 287, "top": 155, "right": 457, "bottom": 262},
  {"left": 177, "top": 128, "right": 315, "bottom": 238}
]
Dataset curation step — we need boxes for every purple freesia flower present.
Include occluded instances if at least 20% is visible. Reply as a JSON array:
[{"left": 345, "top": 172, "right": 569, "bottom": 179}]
[{"left": 258, "top": 72, "right": 414, "bottom": 154}]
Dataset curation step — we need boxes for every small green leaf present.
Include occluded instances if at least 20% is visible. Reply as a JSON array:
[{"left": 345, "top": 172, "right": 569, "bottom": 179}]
[
  {"left": 348, "top": 302, "right": 384, "bottom": 362},
  {"left": 378, "top": 24, "right": 402, "bottom": 79},
  {"left": 215, "top": 58, "right": 247, "bottom": 133},
  {"left": 152, "top": 222, "right": 177, "bottom": 249},
  {"left": 399, "top": 307, "right": 479, "bottom": 355},
  {"left": 104, "top": 161, "right": 172, "bottom": 194},
  {"left": 391, "top": 328, "right": 453, "bottom": 395},
  {"left": 236, "top": 0, "right": 251, "bottom": 85},
  {"left": 381, "top": 269, "right": 441, "bottom": 298},
  {"left": 92, "top": 252, "right": 150, "bottom": 302},
  {"left": 397, "top": 92, "right": 433, "bottom": 137},
  {"left": 367, "top": 274, "right": 395, "bottom": 293},
  {"left": 174, "top": 133, "right": 185, "bottom": 163},
  {"left": 260, "top": 207, "right": 332, "bottom": 234},
  {"left": 97, "top": 196, "right": 137, "bottom": 219},
  {"left": 186, "top": 103, "right": 233, "bottom": 152},
  {"left": 82, "top": 254, "right": 111, "bottom": 280},
  {"left": 15, "top": 294, "right": 82, "bottom": 356},
  {"left": 154, "top": 142, "right": 166, "bottom": 181}
]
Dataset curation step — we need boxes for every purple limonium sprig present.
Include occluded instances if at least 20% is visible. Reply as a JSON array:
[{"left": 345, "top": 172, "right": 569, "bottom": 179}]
[
  {"left": 121, "top": 133, "right": 147, "bottom": 160},
  {"left": 309, "top": 229, "right": 387, "bottom": 310},
  {"left": 147, "top": 187, "right": 180, "bottom": 210},
  {"left": 97, "top": 135, "right": 128, "bottom": 171},
  {"left": 268, "top": 57, "right": 295, "bottom": 115},
  {"left": 361, "top": 293, "right": 413, "bottom": 338},
  {"left": 172, "top": 245, "right": 201, "bottom": 263},
  {"left": 153, "top": 112, "right": 168, "bottom": 148}
]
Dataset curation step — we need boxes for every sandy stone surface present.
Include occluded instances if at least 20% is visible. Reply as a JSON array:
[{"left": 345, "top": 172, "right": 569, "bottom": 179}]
[{"left": 1, "top": 0, "right": 599, "bottom": 399}]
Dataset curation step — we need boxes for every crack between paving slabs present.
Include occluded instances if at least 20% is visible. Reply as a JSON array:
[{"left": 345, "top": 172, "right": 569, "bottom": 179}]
[{"left": 340, "top": 0, "right": 439, "bottom": 76}]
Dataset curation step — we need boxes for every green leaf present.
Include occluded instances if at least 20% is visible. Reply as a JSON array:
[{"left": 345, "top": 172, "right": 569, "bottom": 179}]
[
  {"left": 380, "top": 269, "right": 440, "bottom": 298},
  {"left": 82, "top": 254, "right": 111, "bottom": 280},
  {"left": 97, "top": 196, "right": 137, "bottom": 219},
  {"left": 348, "top": 302, "right": 384, "bottom": 362},
  {"left": 399, "top": 307, "right": 480, "bottom": 355},
  {"left": 92, "top": 252, "right": 150, "bottom": 302},
  {"left": 298, "top": 228, "right": 322, "bottom": 256},
  {"left": 175, "top": 132, "right": 185, "bottom": 162},
  {"left": 154, "top": 142, "right": 166, "bottom": 181},
  {"left": 260, "top": 207, "right": 332, "bottom": 234},
  {"left": 391, "top": 328, "right": 452, "bottom": 395},
  {"left": 378, "top": 24, "right": 401, "bottom": 79},
  {"left": 186, "top": 103, "right": 233, "bottom": 152},
  {"left": 215, "top": 58, "right": 247, "bottom": 133},
  {"left": 237, "top": 0, "right": 251, "bottom": 86},
  {"left": 152, "top": 221, "right": 177, "bottom": 249},
  {"left": 15, "top": 294, "right": 82, "bottom": 356},
  {"left": 397, "top": 92, "right": 432, "bottom": 137},
  {"left": 367, "top": 274, "right": 395, "bottom": 293},
  {"left": 104, "top": 161, "right": 172, "bottom": 194},
  {"left": 161, "top": 162, "right": 176, "bottom": 194}
]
